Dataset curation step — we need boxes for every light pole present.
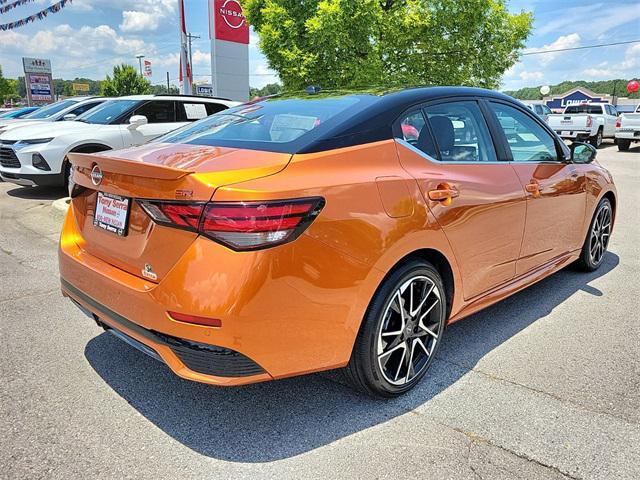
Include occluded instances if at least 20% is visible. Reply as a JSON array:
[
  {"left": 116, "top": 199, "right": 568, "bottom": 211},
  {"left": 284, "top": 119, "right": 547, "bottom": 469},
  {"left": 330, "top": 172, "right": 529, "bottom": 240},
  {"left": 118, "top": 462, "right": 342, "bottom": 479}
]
[{"left": 135, "top": 54, "right": 145, "bottom": 76}]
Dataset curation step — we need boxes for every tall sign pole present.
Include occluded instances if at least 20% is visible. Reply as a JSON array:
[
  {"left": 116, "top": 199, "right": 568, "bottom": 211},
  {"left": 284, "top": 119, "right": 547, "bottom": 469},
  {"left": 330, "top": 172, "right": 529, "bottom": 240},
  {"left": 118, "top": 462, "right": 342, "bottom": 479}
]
[
  {"left": 208, "top": 0, "right": 250, "bottom": 101},
  {"left": 179, "top": 0, "right": 193, "bottom": 94}
]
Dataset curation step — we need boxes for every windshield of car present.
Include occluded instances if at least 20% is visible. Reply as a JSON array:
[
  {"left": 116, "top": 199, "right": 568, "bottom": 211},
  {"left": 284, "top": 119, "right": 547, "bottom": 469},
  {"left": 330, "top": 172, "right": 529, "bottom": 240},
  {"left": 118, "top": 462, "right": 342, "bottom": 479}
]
[
  {"left": 564, "top": 105, "right": 603, "bottom": 114},
  {"left": 156, "top": 96, "right": 370, "bottom": 150},
  {"left": 77, "top": 99, "right": 139, "bottom": 124},
  {"left": 22, "top": 99, "right": 78, "bottom": 119}
]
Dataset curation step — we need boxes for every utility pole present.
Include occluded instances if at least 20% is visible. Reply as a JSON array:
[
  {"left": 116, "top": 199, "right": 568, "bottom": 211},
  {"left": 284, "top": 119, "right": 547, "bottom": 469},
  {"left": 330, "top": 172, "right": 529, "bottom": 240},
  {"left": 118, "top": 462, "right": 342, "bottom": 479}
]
[
  {"left": 166, "top": 72, "right": 170, "bottom": 93},
  {"left": 186, "top": 33, "right": 200, "bottom": 80},
  {"left": 135, "top": 54, "right": 145, "bottom": 76},
  {"left": 187, "top": 33, "right": 200, "bottom": 91}
]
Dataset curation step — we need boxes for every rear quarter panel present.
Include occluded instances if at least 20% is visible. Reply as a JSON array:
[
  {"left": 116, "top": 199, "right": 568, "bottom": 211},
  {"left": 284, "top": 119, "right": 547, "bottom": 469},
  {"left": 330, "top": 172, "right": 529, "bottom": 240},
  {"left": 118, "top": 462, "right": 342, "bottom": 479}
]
[{"left": 213, "top": 140, "right": 463, "bottom": 371}]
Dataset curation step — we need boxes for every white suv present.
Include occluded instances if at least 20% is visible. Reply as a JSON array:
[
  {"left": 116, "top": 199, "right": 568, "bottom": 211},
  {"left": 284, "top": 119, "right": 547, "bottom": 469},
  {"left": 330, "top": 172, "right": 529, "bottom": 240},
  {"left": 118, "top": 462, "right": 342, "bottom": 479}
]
[
  {"left": 0, "top": 95, "right": 238, "bottom": 188},
  {"left": 0, "top": 96, "right": 106, "bottom": 134}
]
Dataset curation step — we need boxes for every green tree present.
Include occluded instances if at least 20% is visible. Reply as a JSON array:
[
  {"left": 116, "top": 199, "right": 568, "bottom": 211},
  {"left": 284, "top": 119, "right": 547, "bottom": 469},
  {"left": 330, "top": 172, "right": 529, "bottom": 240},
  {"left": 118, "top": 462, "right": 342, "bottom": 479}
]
[
  {"left": 100, "top": 64, "right": 151, "bottom": 97},
  {"left": 0, "top": 65, "right": 19, "bottom": 103},
  {"left": 250, "top": 83, "right": 283, "bottom": 97},
  {"left": 245, "top": 0, "right": 532, "bottom": 91}
]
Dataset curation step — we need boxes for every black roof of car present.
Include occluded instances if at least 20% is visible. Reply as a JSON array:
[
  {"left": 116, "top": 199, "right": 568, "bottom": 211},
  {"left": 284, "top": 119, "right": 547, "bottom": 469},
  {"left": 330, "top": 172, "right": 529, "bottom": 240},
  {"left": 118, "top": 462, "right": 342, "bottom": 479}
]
[{"left": 293, "top": 86, "right": 516, "bottom": 153}]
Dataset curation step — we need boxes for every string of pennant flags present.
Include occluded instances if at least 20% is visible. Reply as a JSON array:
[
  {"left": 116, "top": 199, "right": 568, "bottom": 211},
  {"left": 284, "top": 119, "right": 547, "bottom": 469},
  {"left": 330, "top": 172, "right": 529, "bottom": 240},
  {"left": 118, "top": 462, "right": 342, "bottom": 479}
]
[
  {"left": 0, "top": 0, "right": 72, "bottom": 31},
  {"left": 0, "top": 0, "right": 38, "bottom": 15}
]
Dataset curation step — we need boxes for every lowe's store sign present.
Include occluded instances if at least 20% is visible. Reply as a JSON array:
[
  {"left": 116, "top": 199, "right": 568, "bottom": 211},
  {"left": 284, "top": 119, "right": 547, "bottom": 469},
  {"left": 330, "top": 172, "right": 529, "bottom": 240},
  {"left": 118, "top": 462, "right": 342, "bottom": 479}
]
[{"left": 546, "top": 90, "right": 606, "bottom": 110}]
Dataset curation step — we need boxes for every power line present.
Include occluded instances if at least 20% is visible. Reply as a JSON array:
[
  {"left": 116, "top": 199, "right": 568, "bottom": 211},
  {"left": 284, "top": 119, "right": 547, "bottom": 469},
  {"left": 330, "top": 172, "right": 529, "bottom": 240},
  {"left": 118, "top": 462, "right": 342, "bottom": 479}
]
[{"left": 522, "top": 39, "right": 639, "bottom": 56}]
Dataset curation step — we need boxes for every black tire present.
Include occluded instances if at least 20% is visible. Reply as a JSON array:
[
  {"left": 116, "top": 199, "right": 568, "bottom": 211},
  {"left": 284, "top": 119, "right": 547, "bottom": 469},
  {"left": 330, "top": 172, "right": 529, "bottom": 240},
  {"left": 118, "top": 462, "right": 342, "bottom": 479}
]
[
  {"left": 575, "top": 198, "right": 612, "bottom": 272},
  {"left": 344, "top": 259, "right": 447, "bottom": 397},
  {"left": 63, "top": 159, "right": 72, "bottom": 194},
  {"left": 617, "top": 139, "right": 631, "bottom": 152},
  {"left": 589, "top": 128, "right": 603, "bottom": 148}
]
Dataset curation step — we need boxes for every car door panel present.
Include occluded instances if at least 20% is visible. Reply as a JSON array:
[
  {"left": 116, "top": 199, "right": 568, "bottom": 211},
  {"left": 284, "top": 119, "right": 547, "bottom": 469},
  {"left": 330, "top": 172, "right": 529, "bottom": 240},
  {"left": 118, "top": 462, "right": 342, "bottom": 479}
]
[
  {"left": 396, "top": 101, "right": 526, "bottom": 300},
  {"left": 486, "top": 101, "right": 587, "bottom": 275},
  {"left": 510, "top": 162, "right": 586, "bottom": 274}
]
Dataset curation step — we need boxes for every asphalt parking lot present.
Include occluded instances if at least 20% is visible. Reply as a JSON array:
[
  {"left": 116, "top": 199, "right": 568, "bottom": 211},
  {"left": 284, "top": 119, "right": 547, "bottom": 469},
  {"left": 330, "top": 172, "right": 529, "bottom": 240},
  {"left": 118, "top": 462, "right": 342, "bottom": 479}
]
[{"left": 1, "top": 142, "right": 639, "bottom": 480}]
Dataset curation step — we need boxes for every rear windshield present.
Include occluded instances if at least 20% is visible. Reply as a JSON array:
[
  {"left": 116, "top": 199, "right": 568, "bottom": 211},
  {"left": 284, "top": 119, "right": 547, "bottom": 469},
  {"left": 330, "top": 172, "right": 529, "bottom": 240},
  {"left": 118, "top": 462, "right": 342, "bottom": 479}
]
[
  {"left": 564, "top": 105, "right": 603, "bottom": 114},
  {"left": 156, "top": 96, "right": 376, "bottom": 153},
  {"left": 22, "top": 99, "right": 78, "bottom": 119}
]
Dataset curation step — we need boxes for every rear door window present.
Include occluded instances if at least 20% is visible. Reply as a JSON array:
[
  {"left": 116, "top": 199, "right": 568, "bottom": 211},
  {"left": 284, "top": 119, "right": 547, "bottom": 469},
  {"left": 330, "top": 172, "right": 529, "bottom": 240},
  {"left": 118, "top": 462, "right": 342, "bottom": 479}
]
[
  {"left": 397, "top": 110, "right": 439, "bottom": 158},
  {"left": 423, "top": 101, "right": 497, "bottom": 162},
  {"left": 176, "top": 101, "right": 227, "bottom": 122}
]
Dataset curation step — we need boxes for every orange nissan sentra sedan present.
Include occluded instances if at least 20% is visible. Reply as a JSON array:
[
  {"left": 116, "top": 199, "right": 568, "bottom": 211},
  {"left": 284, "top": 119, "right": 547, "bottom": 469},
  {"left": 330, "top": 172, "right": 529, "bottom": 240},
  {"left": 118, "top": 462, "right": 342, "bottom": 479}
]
[{"left": 59, "top": 87, "right": 617, "bottom": 397}]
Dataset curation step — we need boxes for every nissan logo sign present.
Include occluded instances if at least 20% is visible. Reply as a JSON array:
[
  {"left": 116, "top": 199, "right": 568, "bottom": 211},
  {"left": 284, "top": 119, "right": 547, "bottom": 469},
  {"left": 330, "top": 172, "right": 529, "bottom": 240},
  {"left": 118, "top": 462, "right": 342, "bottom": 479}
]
[
  {"left": 219, "top": 0, "right": 246, "bottom": 29},
  {"left": 90, "top": 165, "right": 103, "bottom": 186}
]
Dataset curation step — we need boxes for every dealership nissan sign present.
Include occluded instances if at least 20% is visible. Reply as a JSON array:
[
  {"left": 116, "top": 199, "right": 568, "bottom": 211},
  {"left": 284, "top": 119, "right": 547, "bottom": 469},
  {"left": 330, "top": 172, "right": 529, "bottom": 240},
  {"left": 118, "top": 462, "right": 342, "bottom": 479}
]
[{"left": 208, "top": 0, "right": 249, "bottom": 101}]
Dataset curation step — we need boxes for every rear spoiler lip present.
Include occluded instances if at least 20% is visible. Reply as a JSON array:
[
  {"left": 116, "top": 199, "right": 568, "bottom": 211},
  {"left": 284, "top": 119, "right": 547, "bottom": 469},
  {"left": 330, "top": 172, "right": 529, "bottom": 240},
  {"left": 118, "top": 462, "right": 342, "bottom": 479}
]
[{"left": 67, "top": 152, "right": 192, "bottom": 181}]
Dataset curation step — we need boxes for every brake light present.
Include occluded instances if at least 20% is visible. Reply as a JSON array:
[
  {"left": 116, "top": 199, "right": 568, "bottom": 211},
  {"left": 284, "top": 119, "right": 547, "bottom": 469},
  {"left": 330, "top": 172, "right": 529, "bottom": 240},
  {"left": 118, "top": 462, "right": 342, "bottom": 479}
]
[
  {"left": 139, "top": 197, "right": 325, "bottom": 251},
  {"left": 586, "top": 115, "right": 593, "bottom": 128},
  {"left": 616, "top": 117, "right": 621, "bottom": 128}
]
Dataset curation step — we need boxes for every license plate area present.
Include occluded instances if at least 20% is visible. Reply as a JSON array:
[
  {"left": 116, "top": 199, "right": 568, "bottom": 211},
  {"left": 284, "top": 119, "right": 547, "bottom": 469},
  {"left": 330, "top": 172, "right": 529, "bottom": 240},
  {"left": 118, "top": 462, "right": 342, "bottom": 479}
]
[{"left": 94, "top": 192, "right": 130, "bottom": 236}]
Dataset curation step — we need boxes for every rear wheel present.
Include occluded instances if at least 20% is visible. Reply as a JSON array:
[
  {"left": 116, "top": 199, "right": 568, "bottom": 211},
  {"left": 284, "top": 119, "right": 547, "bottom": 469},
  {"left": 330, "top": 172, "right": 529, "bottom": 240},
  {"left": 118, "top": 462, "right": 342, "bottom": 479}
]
[
  {"left": 576, "top": 198, "right": 612, "bottom": 271},
  {"left": 617, "top": 139, "right": 631, "bottom": 152},
  {"left": 589, "top": 128, "right": 603, "bottom": 148},
  {"left": 344, "top": 260, "right": 446, "bottom": 397}
]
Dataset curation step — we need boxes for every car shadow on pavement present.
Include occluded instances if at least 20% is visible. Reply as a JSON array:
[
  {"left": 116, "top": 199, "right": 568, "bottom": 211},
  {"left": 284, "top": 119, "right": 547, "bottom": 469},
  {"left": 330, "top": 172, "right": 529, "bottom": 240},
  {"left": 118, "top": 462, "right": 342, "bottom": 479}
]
[
  {"left": 84, "top": 252, "right": 619, "bottom": 462},
  {"left": 6, "top": 185, "right": 67, "bottom": 200}
]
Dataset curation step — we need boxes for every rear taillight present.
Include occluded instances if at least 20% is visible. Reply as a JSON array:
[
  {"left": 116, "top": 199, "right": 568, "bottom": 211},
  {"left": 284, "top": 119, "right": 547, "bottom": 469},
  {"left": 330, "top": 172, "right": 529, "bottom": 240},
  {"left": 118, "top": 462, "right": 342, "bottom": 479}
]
[
  {"left": 615, "top": 117, "right": 621, "bottom": 128},
  {"left": 139, "top": 197, "right": 325, "bottom": 251},
  {"left": 586, "top": 115, "right": 593, "bottom": 128}
]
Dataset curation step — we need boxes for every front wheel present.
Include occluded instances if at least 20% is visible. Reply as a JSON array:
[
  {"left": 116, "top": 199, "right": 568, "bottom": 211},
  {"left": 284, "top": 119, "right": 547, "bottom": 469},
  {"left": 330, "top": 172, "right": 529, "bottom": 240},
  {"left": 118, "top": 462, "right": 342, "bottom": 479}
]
[
  {"left": 344, "top": 260, "right": 446, "bottom": 397},
  {"left": 617, "top": 139, "right": 631, "bottom": 152},
  {"left": 575, "top": 198, "right": 612, "bottom": 271}
]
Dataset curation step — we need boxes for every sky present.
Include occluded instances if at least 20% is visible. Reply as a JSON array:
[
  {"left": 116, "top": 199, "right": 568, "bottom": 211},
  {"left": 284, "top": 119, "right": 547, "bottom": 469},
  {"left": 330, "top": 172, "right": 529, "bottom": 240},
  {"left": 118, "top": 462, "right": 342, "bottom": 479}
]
[{"left": 0, "top": 0, "right": 639, "bottom": 91}]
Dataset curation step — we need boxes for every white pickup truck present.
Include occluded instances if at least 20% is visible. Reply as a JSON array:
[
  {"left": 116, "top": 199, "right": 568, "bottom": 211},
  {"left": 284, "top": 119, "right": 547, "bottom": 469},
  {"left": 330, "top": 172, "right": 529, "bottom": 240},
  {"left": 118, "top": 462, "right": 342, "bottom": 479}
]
[
  {"left": 548, "top": 102, "right": 618, "bottom": 148},
  {"left": 615, "top": 104, "right": 640, "bottom": 151}
]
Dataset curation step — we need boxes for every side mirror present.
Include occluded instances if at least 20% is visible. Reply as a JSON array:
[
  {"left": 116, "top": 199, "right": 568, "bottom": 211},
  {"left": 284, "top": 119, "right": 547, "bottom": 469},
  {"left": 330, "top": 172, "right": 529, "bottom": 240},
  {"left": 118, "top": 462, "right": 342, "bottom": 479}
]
[
  {"left": 570, "top": 142, "right": 597, "bottom": 164},
  {"left": 63, "top": 114, "right": 77, "bottom": 121},
  {"left": 127, "top": 115, "right": 148, "bottom": 129}
]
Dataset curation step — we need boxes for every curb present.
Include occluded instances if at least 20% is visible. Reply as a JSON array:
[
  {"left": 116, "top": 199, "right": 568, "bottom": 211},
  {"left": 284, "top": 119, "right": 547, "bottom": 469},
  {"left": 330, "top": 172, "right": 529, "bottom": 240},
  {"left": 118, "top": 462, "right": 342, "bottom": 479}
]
[{"left": 51, "top": 197, "right": 70, "bottom": 221}]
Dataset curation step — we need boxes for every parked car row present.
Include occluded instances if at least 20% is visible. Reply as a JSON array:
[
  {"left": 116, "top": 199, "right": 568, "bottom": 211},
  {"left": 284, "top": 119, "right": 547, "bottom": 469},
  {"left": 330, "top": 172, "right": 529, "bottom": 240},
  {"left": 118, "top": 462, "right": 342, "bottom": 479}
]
[
  {"left": 0, "top": 95, "right": 239, "bottom": 188},
  {"left": 522, "top": 100, "right": 639, "bottom": 152}
]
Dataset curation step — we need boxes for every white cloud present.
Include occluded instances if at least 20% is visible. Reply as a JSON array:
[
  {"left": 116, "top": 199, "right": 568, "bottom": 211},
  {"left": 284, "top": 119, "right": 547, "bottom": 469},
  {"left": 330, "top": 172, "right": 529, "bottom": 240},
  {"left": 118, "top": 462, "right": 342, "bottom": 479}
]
[
  {"left": 519, "top": 70, "right": 544, "bottom": 81},
  {"left": 536, "top": 3, "right": 640, "bottom": 38},
  {"left": 117, "top": 0, "right": 176, "bottom": 33},
  {"left": 524, "top": 33, "right": 581, "bottom": 66}
]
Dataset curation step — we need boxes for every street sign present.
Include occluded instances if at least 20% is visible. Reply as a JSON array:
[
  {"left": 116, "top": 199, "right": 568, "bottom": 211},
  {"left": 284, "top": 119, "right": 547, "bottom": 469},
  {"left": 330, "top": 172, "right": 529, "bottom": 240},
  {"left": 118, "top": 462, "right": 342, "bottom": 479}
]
[
  {"left": 72, "top": 83, "right": 90, "bottom": 92},
  {"left": 22, "top": 57, "right": 54, "bottom": 105},
  {"left": 196, "top": 84, "right": 214, "bottom": 96}
]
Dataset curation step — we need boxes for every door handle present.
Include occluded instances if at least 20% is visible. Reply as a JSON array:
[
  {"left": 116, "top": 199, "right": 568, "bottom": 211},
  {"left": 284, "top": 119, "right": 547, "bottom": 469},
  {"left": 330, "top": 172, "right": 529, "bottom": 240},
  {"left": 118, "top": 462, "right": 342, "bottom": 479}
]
[
  {"left": 428, "top": 186, "right": 459, "bottom": 202},
  {"left": 525, "top": 181, "right": 541, "bottom": 197}
]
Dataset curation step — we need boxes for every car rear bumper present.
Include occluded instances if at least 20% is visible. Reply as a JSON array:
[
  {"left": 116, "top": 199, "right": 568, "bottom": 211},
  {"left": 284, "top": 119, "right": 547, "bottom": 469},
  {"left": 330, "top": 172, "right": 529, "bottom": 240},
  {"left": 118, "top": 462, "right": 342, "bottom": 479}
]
[
  {"left": 58, "top": 202, "right": 375, "bottom": 385},
  {"left": 62, "top": 279, "right": 268, "bottom": 381},
  {"left": 615, "top": 130, "right": 640, "bottom": 140},
  {"left": 554, "top": 129, "right": 591, "bottom": 139}
]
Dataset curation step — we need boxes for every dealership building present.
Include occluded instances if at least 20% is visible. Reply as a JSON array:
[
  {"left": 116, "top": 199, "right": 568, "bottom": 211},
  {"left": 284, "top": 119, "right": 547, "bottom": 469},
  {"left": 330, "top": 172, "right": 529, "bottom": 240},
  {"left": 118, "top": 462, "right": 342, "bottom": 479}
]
[{"left": 530, "top": 87, "right": 640, "bottom": 113}]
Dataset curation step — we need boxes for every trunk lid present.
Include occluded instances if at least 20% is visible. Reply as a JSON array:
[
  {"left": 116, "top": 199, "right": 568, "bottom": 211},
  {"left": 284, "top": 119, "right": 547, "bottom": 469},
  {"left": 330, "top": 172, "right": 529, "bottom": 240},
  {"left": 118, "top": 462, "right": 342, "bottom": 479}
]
[{"left": 68, "top": 143, "right": 291, "bottom": 282}]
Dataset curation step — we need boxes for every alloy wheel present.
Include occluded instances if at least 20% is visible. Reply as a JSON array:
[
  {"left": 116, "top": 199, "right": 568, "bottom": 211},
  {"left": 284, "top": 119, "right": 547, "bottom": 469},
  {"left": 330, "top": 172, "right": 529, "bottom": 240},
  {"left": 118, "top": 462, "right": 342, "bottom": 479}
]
[
  {"left": 376, "top": 275, "right": 443, "bottom": 386},
  {"left": 589, "top": 203, "right": 611, "bottom": 265}
]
